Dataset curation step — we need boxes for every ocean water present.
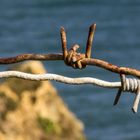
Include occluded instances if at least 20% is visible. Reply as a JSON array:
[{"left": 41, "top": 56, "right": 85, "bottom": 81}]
[{"left": 0, "top": 0, "right": 140, "bottom": 139}]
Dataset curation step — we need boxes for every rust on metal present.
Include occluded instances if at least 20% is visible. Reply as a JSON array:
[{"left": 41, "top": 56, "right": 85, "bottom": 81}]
[
  {"left": 86, "top": 23, "right": 96, "bottom": 58},
  {"left": 0, "top": 23, "right": 140, "bottom": 78},
  {"left": 60, "top": 26, "right": 68, "bottom": 61}
]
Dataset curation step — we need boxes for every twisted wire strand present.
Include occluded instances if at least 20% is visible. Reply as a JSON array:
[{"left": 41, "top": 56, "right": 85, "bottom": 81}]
[
  {"left": 0, "top": 53, "right": 140, "bottom": 78},
  {"left": 121, "top": 75, "right": 140, "bottom": 93},
  {"left": 114, "top": 74, "right": 140, "bottom": 113},
  {"left": 0, "top": 23, "right": 140, "bottom": 113},
  {"left": 123, "top": 76, "right": 140, "bottom": 113},
  {"left": 0, "top": 70, "right": 140, "bottom": 113},
  {"left": 0, "top": 70, "right": 121, "bottom": 88}
]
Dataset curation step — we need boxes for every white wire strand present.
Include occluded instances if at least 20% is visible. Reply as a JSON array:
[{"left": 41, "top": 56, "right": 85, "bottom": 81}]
[
  {"left": 1, "top": 70, "right": 140, "bottom": 113},
  {"left": 0, "top": 71, "right": 121, "bottom": 88}
]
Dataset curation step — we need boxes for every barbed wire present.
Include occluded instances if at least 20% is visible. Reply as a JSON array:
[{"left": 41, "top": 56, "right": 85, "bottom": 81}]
[
  {"left": 0, "top": 71, "right": 139, "bottom": 113},
  {"left": 0, "top": 23, "right": 140, "bottom": 113},
  {"left": 0, "top": 53, "right": 139, "bottom": 77}
]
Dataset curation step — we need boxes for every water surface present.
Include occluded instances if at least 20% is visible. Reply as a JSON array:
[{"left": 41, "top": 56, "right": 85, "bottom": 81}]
[{"left": 0, "top": 0, "right": 140, "bottom": 139}]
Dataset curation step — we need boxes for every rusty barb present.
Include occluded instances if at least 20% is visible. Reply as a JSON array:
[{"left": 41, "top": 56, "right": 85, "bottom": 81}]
[
  {"left": 60, "top": 24, "right": 96, "bottom": 69},
  {"left": 0, "top": 23, "right": 140, "bottom": 113}
]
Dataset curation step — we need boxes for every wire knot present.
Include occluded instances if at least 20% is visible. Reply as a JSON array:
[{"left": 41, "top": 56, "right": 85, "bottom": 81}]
[
  {"left": 60, "top": 24, "right": 96, "bottom": 69},
  {"left": 64, "top": 44, "right": 86, "bottom": 69},
  {"left": 114, "top": 74, "right": 140, "bottom": 113},
  {"left": 121, "top": 75, "right": 140, "bottom": 93}
]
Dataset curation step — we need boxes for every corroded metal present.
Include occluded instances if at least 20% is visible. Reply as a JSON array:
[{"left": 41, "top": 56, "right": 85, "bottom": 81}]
[
  {"left": 86, "top": 24, "right": 96, "bottom": 58},
  {"left": 0, "top": 24, "right": 140, "bottom": 78},
  {"left": 0, "top": 54, "right": 63, "bottom": 64},
  {"left": 0, "top": 23, "right": 140, "bottom": 113}
]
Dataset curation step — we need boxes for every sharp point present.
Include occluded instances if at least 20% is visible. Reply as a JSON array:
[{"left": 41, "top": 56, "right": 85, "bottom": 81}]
[
  {"left": 132, "top": 107, "right": 137, "bottom": 114},
  {"left": 60, "top": 26, "right": 65, "bottom": 32},
  {"left": 113, "top": 102, "right": 117, "bottom": 106},
  {"left": 72, "top": 44, "right": 80, "bottom": 51},
  {"left": 90, "top": 23, "right": 96, "bottom": 31}
]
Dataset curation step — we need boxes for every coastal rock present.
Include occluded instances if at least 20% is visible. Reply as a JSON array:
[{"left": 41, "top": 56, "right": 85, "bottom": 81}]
[{"left": 0, "top": 61, "right": 85, "bottom": 140}]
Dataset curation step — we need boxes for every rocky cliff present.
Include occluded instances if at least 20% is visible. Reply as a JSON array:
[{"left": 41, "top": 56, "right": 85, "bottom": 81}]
[{"left": 0, "top": 61, "right": 85, "bottom": 140}]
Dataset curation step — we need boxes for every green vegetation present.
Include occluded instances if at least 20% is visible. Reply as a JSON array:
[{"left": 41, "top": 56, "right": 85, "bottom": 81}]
[{"left": 37, "top": 116, "right": 61, "bottom": 135}]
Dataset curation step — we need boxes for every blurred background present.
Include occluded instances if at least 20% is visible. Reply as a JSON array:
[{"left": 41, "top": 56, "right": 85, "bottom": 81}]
[{"left": 0, "top": 0, "right": 140, "bottom": 139}]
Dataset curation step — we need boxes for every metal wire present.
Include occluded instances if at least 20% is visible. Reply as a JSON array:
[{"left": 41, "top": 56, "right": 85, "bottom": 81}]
[
  {"left": 0, "top": 70, "right": 121, "bottom": 88},
  {"left": 0, "top": 24, "right": 140, "bottom": 77},
  {"left": 0, "top": 24, "right": 140, "bottom": 113},
  {"left": 114, "top": 74, "right": 140, "bottom": 113},
  {"left": 0, "top": 70, "right": 140, "bottom": 113}
]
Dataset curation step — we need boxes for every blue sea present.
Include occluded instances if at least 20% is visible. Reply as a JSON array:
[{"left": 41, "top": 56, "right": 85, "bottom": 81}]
[{"left": 0, "top": 0, "right": 140, "bottom": 139}]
